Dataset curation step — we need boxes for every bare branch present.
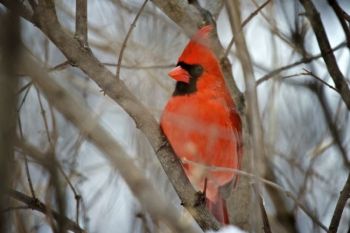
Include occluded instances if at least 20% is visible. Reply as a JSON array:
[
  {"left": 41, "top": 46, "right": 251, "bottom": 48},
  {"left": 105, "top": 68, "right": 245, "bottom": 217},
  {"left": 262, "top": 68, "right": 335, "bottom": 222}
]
[
  {"left": 75, "top": 0, "right": 88, "bottom": 47},
  {"left": 150, "top": 0, "right": 201, "bottom": 37},
  {"left": 0, "top": 11, "right": 20, "bottom": 233},
  {"left": 256, "top": 41, "right": 346, "bottom": 85},
  {"left": 0, "top": 0, "right": 34, "bottom": 23},
  {"left": 2, "top": 0, "right": 220, "bottom": 229},
  {"left": 301, "top": 69, "right": 338, "bottom": 93},
  {"left": 328, "top": 172, "right": 350, "bottom": 233},
  {"left": 327, "top": 0, "right": 350, "bottom": 48},
  {"left": 8, "top": 189, "right": 85, "bottom": 233},
  {"left": 17, "top": 115, "right": 37, "bottom": 200},
  {"left": 116, "top": 0, "right": 148, "bottom": 80},
  {"left": 299, "top": 0, "right": 350, "bottom": 109},
  {"left": 182, "top": 157, "right": 328, "bottom": 231},
  {"left": 224, "top": 0, "right": 271, "bottom": 58},
  {"left": 253, "top": 184, "right": 272, "bottom": 233}
]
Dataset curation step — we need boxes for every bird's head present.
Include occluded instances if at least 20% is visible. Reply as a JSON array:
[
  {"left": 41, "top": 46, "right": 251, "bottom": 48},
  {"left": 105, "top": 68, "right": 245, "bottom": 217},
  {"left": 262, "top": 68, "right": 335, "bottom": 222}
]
[{"left": 168, "top": 25, "right": 224, "bottom": 95}]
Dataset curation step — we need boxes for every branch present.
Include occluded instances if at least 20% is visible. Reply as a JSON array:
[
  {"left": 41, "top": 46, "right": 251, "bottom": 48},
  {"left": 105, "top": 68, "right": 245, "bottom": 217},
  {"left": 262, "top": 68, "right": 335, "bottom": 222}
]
[
  {"left": 116, "top": 0, "right": 148, "bottom": 80},
  {"left": 12, "top": 0, "right": 220, "bottom": 230},
  {"left": 8, "top": 189, "right": 85, "bottom": 233},
  {"left": 0, "top": 0, "right": 34, "bottom": 23},
  {"left": 150, "top": 0, "right": 201, "bottom": 37},
  {"left": 301, "top": 69, "right": 338, "bottom": 93},
  {"left": 265, "top": 163, "right": 297, "bottom": 233},
  {"left": 310, "top": 83, "right": 350, "bottom": 169},
  {"left": 256, "top": 41, "right": 346, "bottom": 85},
  {"left": 299, "top": 0, "right": 350, "bottom": 110},
  {"left": 183, "top": 158, "right": 328, "bottom": 231},
  {"left": 0, "top": 11, "right": 20, "bottom": 232},
  {"left": 19, "top": 50, "right": 205, "bottom": 233},
  {"left": 75, "top": 0, "right": 88, "bottom": 47},
  {"left": 224, "top": 0, "right": 271, "bottom": 58},
  {"left": 328, "top": 172, "right": 350, "bottom": 233},
  {"left": 252, "top": 184, "right": 272, "bottom": 233},
  {"left": 327, "top": 0, "right": 350, "bottom": 48},
  {"left": 225, "top": 1, "right": 268, "bottom": 230}
]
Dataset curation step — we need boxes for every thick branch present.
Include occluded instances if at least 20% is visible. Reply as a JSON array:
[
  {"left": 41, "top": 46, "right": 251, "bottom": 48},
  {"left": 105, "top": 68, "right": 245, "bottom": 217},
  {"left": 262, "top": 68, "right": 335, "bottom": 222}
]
[
  {"left": 20, "top": 51, "right": 203, "bottom": 233},
  {"left": 253, "top": 185, "right": 272, "bottom": 233},
  {"left": 225, "top": 0, "right": 266, "bottom": 231},
  {"left": 299, "top": 0, "right": 350, "bottom": 109},
  {"left": 0, "top": 12, "right": 20, "bottom": 233},
  {"left": 150, "top": 0, "right": 201, "bottom": 36},
  {"left": 0, "top": 0, "right": 33, "bottom": 23},
  {"left": 33, "top": 1, "right": 218, "bottom": 229}
]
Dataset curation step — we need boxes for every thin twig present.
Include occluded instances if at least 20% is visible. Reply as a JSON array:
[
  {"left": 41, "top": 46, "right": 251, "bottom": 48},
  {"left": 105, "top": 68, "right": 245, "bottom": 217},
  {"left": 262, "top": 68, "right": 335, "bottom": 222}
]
[
  {"left": 182, "top": 158, "right": 328, "bottom": 231},
  {"left": 256, "top": 42, "right": 346, "bottom": 85},
  {"left": 49, "top": 61, "right": 71, "bottom": 72},
  {"left": 252, "top": 184, "right": 272, "bottom": 233},
  {"left": 224, "top": 0, "right": 271, "bottom": 58},
  {"left": 57, "top": 165, "right": 81, "bottom": 226},
  {"left": 16, "top": 82, "right": 37, "bottom": 200},
  {"left": 115, "top": 0, "right": 148, "bottom": 80},
  {"left": 17, "top": 115, "right": 37, "bottom": 200},
  {"left": 301, "top": 68, "right": 338, "bottom": 92},
  {"left": 311, "top": 84, "right": 350, "bottom": 169},
  {"left": 8, "top": 189, "right": 85, "bottom": 233},
  {"left": 1, "top": 205, "right": 29, "bottom": 212},
  {"left": 16, "top": 82, "right": 32, "bottom": 95},
  {"left": 35, "top": 87, "right": 52, "bottom": 145},
  {"left": 17, "top": 82, "right": 32, "bottom": 112}
]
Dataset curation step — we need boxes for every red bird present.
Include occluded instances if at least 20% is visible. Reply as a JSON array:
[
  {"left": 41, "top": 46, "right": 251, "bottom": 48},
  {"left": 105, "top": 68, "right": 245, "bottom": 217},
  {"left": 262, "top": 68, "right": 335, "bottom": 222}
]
[{"left": 160, "top": 25, "right": 242, "bottom": 224}]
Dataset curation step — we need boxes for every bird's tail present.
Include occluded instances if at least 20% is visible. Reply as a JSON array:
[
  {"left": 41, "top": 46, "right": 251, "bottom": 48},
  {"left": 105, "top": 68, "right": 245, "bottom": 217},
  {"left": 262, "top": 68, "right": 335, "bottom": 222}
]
[{"left": 206, "top": 196, "right": 229, "bottom": 224}]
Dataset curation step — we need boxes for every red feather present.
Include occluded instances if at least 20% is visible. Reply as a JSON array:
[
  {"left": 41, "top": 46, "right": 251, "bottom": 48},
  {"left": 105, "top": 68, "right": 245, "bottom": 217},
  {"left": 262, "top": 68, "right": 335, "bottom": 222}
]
[{"left": 161, "top": 26, "right": 242, "bottom": 224}]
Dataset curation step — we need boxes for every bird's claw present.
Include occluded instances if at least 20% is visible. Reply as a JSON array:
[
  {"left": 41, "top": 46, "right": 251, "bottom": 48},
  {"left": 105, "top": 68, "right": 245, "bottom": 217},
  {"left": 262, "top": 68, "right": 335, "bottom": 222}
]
[{"left": 194, "top": 191, "right": 206, "bottom": 207}]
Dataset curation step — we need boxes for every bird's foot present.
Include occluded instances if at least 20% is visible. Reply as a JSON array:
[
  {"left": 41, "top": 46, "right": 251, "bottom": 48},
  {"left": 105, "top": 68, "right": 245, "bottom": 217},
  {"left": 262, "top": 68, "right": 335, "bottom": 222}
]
[
  {"left": 194, "top": 191, "right": 206, "bottom": 207},
  {"left": 156, "top": 137, "right": 170, "bottom": 153},
  {"left": 194, "top": 178, "right": 208, "bottom": 207}
]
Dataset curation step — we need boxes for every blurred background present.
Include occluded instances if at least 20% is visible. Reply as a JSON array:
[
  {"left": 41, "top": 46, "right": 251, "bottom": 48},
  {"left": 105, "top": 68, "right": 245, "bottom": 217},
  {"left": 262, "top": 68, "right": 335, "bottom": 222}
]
[{"left": 0, "top": 0, "right": 349, "bottom": 232}]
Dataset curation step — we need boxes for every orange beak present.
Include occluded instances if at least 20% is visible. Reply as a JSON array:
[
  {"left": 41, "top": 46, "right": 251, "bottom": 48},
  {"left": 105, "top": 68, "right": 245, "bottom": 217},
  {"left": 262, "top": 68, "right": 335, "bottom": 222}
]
[{"left": 168, "top": 66, "right": 190, "bottom": 83}]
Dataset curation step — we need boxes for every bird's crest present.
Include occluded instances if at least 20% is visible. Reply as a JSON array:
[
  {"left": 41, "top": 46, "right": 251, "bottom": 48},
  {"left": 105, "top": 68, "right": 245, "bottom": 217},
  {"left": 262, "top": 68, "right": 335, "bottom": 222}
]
[
  {"left": 177, "top": 25, "right": 220, "bottom": 77},
  {"left": 191, "top": 25, "right": 213, "bottom": 47}
]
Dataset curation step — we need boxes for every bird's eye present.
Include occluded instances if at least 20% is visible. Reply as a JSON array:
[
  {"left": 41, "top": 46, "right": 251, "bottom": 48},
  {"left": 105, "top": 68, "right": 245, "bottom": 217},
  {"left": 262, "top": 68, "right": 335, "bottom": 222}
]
[{"left": 190, "top": 65, "right": 203, "bottom": 77}]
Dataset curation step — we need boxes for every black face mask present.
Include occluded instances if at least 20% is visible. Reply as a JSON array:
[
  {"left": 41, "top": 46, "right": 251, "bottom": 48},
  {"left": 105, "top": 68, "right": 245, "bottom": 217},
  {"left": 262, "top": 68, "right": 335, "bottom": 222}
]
[{"left": 172, "top": 62, "right": 204, "bottom": 96}]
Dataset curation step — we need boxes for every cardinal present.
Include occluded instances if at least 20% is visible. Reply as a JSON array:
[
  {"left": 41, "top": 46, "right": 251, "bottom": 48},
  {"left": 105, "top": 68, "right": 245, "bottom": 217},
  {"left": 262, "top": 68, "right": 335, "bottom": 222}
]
[{"left": 160, "top": 25, "right": 242, "bottom": 224}]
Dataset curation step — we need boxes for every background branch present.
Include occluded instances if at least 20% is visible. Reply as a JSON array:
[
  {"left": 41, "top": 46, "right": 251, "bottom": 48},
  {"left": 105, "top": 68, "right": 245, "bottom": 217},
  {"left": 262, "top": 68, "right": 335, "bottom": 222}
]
[
  {"left": 116, "top": 0, "right": 148, "bottom": 80},
  {"left": 8, "top": 189, "right": 84, "bottom": 233},
  {"left": 75, "top": 0, "right": 88, "bottom": 47},
  {"left": 300, "top": 0, "right": 350, "bottom": 109},
  {"left": 328, "top": 172, "right": 350, "bottom": 233},
  {"left": 0, "top": 11, "right": 20, "bottom": 233}
]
